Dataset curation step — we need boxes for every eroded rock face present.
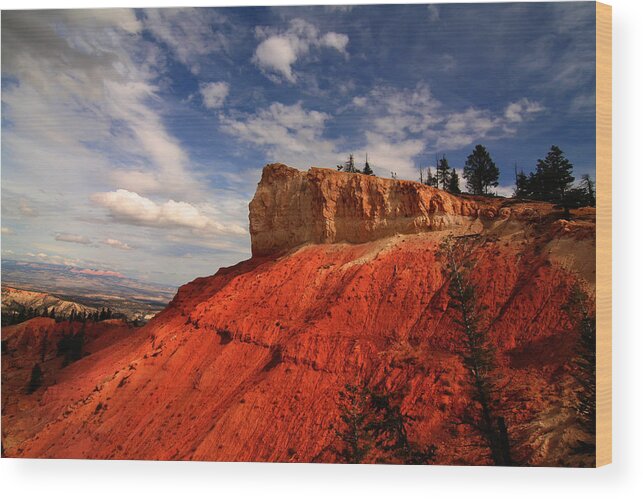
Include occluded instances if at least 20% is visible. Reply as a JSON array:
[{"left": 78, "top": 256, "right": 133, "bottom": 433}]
[{"left": 249, "top": 164, "right": 480, "bottom": 256}]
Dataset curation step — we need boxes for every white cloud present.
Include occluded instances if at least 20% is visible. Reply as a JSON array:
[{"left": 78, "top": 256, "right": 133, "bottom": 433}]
[
  {"left": 436, "top": 108, "right": 504, "bottom": 150},
  {"left": 494, "top": 185, "right": 516, "bottom": 198},
  {"left": 504, "top": 98, "right": 545, "bottom": 123},
  {"left": 101, "top": 238, "right": 134, "bottom": 251},
  {"left": 199, "top": 81, "right": 230, "bottom": 109},
  {"left": 141, "top": 8, "right": 228, "bottom": 74},
  {"left": 221, "top": 86, "right": 545, "bottom": 181},
  {"left": 321, "top": 32, "right": 349, "bottom": 55},
  {"left": 254, "top": 36, "right": 299, "bottom": 83},
  {"left": 91, "top": 189, "right": 246, "bottom": 236},
  {"left": 220, "top": 102, "right": 340, "bottom": 167},
  {"left": 252, "top": 19, "right": 349, "bottom": 83},
  {"left": 352, "top": 96, "right": 368, "bottom": 107},
  {"left": 2, "top": 9, "right": 201, "bottom": 203},
  {"left": 353, "top": 85, "right": 545, "bottom": 160},
  {"left": 55, "top": 233, "right": 92, "bottom": 245}
]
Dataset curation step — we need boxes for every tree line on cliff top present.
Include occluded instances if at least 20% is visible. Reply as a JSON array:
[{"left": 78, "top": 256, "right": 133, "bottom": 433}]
[{"left": 337, "top": 144, "right": 596, "bottom": 216}]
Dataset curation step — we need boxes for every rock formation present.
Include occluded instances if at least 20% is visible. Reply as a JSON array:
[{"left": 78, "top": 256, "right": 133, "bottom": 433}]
[
  {"left": 1, "top": 164, "right": 596, "bottom": 466},
  {"left": 249, "top": 163, "right": 480, "bottom": 256}
]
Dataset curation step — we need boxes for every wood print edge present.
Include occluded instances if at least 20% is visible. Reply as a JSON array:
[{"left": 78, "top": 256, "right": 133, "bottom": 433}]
[{"left": 595, "top": 0, "right": 612, "bottom": 468}]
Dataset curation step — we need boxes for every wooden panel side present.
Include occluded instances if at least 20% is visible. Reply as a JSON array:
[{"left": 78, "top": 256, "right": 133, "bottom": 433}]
[{"left": 595, "top": 1, "right": 612, "bottom": 468}]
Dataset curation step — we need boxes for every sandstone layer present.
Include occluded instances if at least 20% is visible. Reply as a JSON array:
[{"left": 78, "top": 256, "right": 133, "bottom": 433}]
[{"left": 249, "top": 164, "right": 481, "bottom": 256}]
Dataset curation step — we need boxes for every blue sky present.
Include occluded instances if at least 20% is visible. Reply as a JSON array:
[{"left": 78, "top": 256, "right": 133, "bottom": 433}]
[{"left": 1, "top": 3, "right": 596, "bottom": 286}]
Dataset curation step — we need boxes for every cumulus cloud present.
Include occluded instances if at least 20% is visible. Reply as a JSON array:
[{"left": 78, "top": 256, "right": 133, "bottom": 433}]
[
  {"left": 55, "top": 233, "right": 92, "bottom": 245},
  {"left": 221, "top": 85, "right": 545, "bottom": 180},
  {"left": 252, "top": 18, "right": 349, "bottom": 83},
  {"left": 504, "top": 98, "right": 545, "bottom": 123},
  {"left": 199, "top": 81, "right": 230, "bottom": 109},
  {"left": 91, "top": 189, "right": 246, "bottom": 236},
  {"left": 220, "top": 102, "right": 340, "bottom": 168},
  {"left": 321, "top": 32, "right": 349, "bottom": 55},
  {"left": 352, "top": 85, "right": 545, "bottom": 165},
  {"left": 101, "top": 238, "right": 134, "bottom": 251}
]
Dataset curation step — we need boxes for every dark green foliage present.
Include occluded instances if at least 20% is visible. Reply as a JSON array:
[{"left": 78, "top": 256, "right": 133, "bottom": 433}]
[
  {"left": 555, "top": 187, "right": 591, "bottom": 219},
  {"left": 441, "top": 237, "right": 513, "bottom": 466},
  {"left": 362, "top": 156, "right": 374, "bottom": 176},
  {"left": 514, "top": 170, "right": 529, "bottom": 198},
  {"left": 463, "top": 145, "right": 499, "bottom": 195},
  {"left": 424, "top": 166, "right": 438, "bottom": 188},
  {"left": 27, "top": 363, "right": 43, "bottom": 394},
  {"left": 566, "top": 287, "right": 596, "bottom": 443},
  {"left": 447, "top": 168, "right": 461, "bottom": 194},
  {"left": 514, "top": 147, "right": 594, "bottom": 216},
  {"left": 436, "top": 155, "right": 451, "bottom": 190},
  {"left": 337, "top": 154, "right": 359, "bottom": 173},
  {"left": 56, "top": 325, "right": 85, "bottom": 366},
  {"left": 581, "top": 174, "right": 596, "bottom": 207},
  {"left": 532, "top": 145, "right": 575, "bottom": 202},
  {"left": 333, "top": 383, "right": 372, "bottom": 464},
  {"left": 40, "top": 335, "right": 49, "bottom": 362},
  {"left": 99, "top": 308, "right": 113, "bottom": 321},
  {"left": 332, "top": 382, "right": 436, "bottom": 464}
]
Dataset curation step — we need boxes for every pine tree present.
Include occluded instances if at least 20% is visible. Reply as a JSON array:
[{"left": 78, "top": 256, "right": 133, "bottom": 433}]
[
  {"left": 425, "top": 167, "right": 438, "bottom": 188},
  {"left": 514, "top": 170, "right": 529, "bottom": 198},
  {"left": 566, "top": 286, "right": 596, "bottom": 448},
  {"left": 339, "top": 154, "right": 358, "bottom": 173},
  {"left": 436, "top": 155, "right": 451, "bottom": 190},
  {"left": 447, "top": 168, "right": 461, "bottom": 194},
  {"left": 333, "top": 383, "right": 373, "bottom": 463},
  {"left": 533, "top": 145, "right": 575, "bottom": 202},
  {"left": 581, "top": 174, "right": 596, "bottom": 207},
  {"left": 332, "top": 382, "right": 436, "bottom": 464},
  {"left": 27, "top": 363, "right": 43, "bottom": 394},
  {"left": 463, "top": 145, "right": 499, "bottom": 195},
  {"left": 441, "top": 237, "right": 513, "bottom": 466},
  {"left": 362, "top": 154, "right": 374, "bottom": 175},
  {"left": 556, "top": 187, "right": 589, "bottom": 219}
]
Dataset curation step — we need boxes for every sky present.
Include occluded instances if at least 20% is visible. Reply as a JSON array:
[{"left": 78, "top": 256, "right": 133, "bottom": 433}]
[{"left": 1, "top": 3, "right": 597, "bottom": 287}]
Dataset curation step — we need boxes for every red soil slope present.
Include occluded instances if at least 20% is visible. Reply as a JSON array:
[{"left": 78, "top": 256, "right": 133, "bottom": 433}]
[{"left": 1, "top": 166, "right": 596, "bottom": 465}]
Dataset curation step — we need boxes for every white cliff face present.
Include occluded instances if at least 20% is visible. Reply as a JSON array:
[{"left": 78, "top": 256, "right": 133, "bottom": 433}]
[{"left": 249, "top": 163, "right": 481, "bottom": 256}]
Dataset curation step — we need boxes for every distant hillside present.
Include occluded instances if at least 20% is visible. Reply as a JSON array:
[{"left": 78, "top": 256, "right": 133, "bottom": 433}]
[
  {"left": 2, "top": 287, "right": 98, "bottom": 318},
  {"left": 1, "top": 260, "right": 176, "bottom": 321}
]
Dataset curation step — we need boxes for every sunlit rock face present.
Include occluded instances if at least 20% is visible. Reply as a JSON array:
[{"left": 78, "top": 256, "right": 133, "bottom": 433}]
[{"left": 249, "top": 163, "right": 480, "bottom": 256}]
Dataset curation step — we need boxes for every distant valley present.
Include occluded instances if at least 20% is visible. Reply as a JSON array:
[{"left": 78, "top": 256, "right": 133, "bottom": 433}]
[{"left": 1, "top": 260, "right": 177, "bottom": 323}]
